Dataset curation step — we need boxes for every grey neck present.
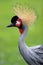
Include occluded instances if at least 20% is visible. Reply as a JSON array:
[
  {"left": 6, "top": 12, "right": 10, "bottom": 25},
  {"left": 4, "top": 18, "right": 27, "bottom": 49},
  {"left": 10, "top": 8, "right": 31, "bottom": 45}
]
[
  {"left": 18, "top": 25, "right": 28, "bottom": 59},
  {"left": 18, "top": 24, "right": 29, "bottom": 63},
  {"left": 19, "top": 24, "right": 28, "bottom": 42}
]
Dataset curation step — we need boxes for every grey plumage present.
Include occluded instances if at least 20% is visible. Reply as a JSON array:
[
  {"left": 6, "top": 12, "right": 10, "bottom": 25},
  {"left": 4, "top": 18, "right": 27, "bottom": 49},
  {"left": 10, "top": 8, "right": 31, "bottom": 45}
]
[
  {"left": 7, "top": 15, "right": 43, "bottom": 65},
  {"left": 18, "top": 25, "right": 43, "bottom": 65}
]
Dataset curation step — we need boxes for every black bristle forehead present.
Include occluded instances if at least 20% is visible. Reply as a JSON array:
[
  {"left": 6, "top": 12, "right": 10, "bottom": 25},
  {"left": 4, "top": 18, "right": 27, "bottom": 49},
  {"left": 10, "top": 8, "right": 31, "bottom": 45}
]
[{"left": 11, "top": 16, "right": 19, "bottom": 24}]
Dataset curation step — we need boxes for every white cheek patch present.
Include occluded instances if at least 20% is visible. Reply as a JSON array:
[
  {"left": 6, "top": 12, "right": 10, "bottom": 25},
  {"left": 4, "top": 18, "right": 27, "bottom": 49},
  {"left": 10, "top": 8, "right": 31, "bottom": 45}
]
[{"left": 16, "top": 21, "right": 21, "bottom": 25}]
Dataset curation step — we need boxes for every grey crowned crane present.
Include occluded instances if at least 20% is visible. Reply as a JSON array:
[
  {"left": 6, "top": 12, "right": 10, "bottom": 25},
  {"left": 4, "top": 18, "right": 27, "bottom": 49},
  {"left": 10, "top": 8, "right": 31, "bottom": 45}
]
[{"left": 7, "top": 5, "right": 43, "bottom": 65}]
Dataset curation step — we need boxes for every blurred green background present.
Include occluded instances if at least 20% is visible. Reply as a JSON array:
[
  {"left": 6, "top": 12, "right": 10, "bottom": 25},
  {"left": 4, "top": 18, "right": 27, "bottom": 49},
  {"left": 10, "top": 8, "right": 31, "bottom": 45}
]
[{"left": 0, "top": 0, "right": 43, "bottom": 65}]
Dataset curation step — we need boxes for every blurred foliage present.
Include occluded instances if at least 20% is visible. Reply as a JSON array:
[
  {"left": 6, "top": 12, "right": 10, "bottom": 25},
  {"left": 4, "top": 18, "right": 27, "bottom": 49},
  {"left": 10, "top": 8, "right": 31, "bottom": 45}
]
[{"left": 0, "top": 0, "right": 43, "bottom": 65}]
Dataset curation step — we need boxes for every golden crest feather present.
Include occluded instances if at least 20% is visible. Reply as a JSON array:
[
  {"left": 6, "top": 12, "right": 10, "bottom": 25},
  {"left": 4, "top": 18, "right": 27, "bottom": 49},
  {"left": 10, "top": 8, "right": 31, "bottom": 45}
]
[{"left": 13, "top": 5, "right": 37, "bottom": 25}]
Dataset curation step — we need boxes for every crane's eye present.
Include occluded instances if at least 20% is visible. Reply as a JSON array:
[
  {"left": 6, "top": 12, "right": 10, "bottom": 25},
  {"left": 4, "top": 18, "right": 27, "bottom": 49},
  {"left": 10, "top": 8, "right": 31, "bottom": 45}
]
[{"left": 16, "top": 21, "right": 21, "bottom": 27}]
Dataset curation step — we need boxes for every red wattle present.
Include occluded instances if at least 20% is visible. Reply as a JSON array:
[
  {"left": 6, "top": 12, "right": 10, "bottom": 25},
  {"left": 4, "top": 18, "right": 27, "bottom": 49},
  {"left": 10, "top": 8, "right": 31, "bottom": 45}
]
[{"left": 19, "top": 29, "right": 24, "bottom": 34}]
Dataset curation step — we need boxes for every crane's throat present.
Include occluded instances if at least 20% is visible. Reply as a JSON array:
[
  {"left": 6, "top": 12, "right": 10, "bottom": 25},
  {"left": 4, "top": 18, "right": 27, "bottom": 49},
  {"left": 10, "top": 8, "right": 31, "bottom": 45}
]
[
  {"left": 18, "top": 24, "right": 24, "bottom": 34},
  {"left": 19, "top": 29, "right": 24, "bottom": 34}
]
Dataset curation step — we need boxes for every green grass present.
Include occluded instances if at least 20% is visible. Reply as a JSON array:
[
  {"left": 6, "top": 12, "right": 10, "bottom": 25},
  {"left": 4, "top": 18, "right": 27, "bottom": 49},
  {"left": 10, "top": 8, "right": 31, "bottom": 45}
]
[{"left": 0, "top": 0, "right": 43, "bottom": 65}]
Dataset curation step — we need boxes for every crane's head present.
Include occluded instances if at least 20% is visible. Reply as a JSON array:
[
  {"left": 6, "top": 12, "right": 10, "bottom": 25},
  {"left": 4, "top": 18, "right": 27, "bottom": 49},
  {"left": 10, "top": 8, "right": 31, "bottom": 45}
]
[{"left": 7, "top": 16, "right": 24, "bottom": 34}]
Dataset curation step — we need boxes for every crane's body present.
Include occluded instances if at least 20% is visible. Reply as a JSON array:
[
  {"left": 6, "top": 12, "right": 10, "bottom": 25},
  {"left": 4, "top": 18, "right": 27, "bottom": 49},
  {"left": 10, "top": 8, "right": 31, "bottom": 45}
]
[
  {"left": 7, "top": 16, "right": 43, "bottom": 65},
  {"left": 18, "top": 25, "right": 43, "bottom": 65}
]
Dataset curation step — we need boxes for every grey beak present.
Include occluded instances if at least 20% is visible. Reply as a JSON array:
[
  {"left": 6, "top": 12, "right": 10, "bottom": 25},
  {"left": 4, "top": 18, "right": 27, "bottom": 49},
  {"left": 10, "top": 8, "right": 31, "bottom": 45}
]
[{"left": 7, "top": 24, "right": 14, "bottom": 27}]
